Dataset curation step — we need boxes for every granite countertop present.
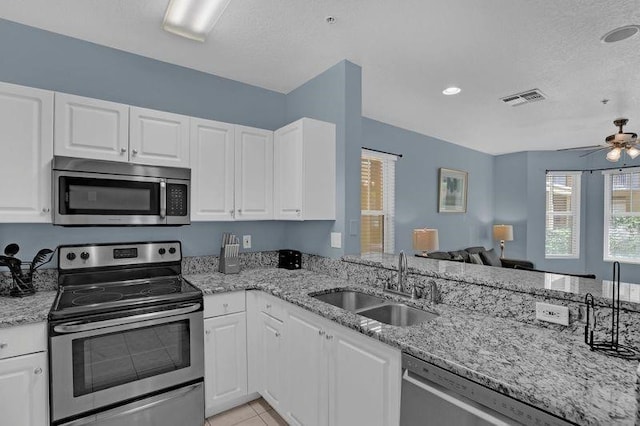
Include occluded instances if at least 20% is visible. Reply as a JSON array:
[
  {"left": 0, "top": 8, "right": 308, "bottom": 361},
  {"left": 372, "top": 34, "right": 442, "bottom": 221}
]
[
  {"left": 344, "top": 253, "right": 640, "bottom": 312},
  {"left": 0, "top": 290, "right": 56, "bottom": 328},
  {"left": 186, "top": 268, "right": 638, "bottom": 426}
]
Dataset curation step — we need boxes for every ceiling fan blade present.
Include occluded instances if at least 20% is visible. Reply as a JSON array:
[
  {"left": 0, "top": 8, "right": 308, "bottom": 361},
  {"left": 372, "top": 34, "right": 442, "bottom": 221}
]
[
  {"left": 579, "top": 147, "right": 609, "bottom": 157},
  {"left": 556, "top": 144, "right": 604, "bottom": 152}
]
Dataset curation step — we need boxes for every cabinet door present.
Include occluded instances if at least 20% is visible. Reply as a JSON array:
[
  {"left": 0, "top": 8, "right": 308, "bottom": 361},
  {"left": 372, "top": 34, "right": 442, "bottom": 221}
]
[
  {"left": 257, "top": 312, "right": 285, "bottom": 411},
  {"left": 234, "top": 126, "right": 273, "bottom": 220},
  {"left": 54, "top": 92, "right": 129, "bottom": 162},
  {"left": 285, "top": 312, "right": 327, "bottom": 426},
  {"left": 0, "top": 82, "right": 53, "bottom": 223},
  {"left": 274, "top": 121, "right": 304, "bottom": 220},
  {"left": 204, "top": 313, "right": 248, "bottom": 417},
  {"left": 327, "top": 326, "right": 401, "bottom": 426},
  {"left": 129, "top": 107, "right": 190, "bottom": 167},
  {"left": 190, "top": 118, "right": 235, "bottom": 221},
  {"left": 0, "top": 352, "right": 48, "bottom": 426}
]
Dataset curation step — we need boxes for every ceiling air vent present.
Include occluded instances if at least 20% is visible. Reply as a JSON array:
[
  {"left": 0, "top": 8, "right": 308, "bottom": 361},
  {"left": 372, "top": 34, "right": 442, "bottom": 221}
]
[{"left": 500, "top": 89, "right": 546, "bottom": 107}]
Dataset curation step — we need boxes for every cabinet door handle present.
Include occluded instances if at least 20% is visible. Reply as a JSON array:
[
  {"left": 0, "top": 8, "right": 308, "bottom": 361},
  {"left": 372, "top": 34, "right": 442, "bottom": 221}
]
[
  {"left": 205, "top": 330, "right": 211, "bottom": 335},
  {"left": 0, "top": 343, "right": 7, "bottom": 349},
  {"left": 325, "top": 335, "right": 333, "bottom": 340},
  {"left": 266, "top": 304, "right": 271, "bottom": 309},
  {"left": 319, "top": 330, "right": 325, "bottom": 336},
  {"left": 230, "top": 210, "right": 235, "bottom": 218},
  {"left": 132, "top": 149, "right": 138, "bottom": 155},
  {"left": 34, "top": 367, "right": 42, "bottom": 375},
  {"left": 42, "top": 208, "right": 50, "bottom": 213},
  {"left": 120, "top": 147, "right": 127, "bottom": 154},
  {"left": 275, "top": 332, "right": 281, "bottom": 337},
  {"left": 237, "top": 209, "right": 242, "bottom": 214},
  {"left": 223, "top": 303, "right": 229, "bottom": 308}
]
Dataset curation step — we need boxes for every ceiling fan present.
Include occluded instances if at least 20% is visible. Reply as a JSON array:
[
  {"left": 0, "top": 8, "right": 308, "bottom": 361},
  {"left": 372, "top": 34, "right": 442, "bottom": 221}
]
[{"left": 557, "top": 118, "right": 640, "bottom": 162}]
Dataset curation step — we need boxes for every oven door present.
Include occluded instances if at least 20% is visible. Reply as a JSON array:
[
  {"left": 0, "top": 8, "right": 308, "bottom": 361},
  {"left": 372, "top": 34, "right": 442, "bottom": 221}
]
[
  {"left": 53, "top": 170, "right": 167, "bottom": 226},
  {"left": 50, "top": 303, "right": 204, "bottom": 423}
]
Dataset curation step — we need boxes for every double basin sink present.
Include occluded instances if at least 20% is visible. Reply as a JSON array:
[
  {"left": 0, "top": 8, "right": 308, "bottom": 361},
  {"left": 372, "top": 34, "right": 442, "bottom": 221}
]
[{"left": 311, "top": 290, "right": 438, "bottom": 327}]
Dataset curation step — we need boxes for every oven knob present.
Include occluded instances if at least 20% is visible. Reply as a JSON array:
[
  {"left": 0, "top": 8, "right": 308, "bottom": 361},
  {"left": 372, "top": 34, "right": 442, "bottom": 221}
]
[
  {"left": 169, "top": 247, "right": 176, "bottom": 254},
  {"left": 80, "top": 252, "right": 90, "bottom": 260},
  {"left": 66, "top": 252, "right": 76, "bottom": 261},
  {"left": 158, "top": 248, "right": 166, "bottom": 255}
]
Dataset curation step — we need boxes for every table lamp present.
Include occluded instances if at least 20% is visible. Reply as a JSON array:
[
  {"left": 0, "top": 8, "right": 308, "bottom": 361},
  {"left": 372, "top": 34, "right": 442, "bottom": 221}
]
[
  {"left": 493, "top": 224, "right": 513, "bottom": 258},
  {"left": 413, "top": 228, "right": 439, "bottom": 256}
]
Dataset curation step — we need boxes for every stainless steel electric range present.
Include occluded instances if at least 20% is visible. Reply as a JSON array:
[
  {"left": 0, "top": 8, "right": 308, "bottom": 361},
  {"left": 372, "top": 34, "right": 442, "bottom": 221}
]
[{"left": 48, "top": 241, "right": 204, "bottom": 426}]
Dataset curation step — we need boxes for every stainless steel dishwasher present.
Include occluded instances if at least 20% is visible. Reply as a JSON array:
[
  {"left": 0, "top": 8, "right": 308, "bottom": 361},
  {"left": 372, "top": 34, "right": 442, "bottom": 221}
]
[{"left": 400, "top": 353, "right": 575, "bottom": 426}]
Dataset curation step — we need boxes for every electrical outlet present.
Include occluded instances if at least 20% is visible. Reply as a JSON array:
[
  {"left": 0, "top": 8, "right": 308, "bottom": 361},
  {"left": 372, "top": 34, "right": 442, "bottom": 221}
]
[
  {"left": 243, "top": 235, "right": 251, "bottom": 249},
  {"left": 331, "top": 232, "right": 342, "bottom": 249},
  {"left": 535, "top": 302, "right": 569, "bottom": 326}
]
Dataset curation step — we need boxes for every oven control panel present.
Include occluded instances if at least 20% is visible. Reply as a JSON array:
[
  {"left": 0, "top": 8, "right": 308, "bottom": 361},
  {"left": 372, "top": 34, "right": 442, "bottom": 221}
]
[{"left": 59, "top": 241, "right": 182, "bottom": 270}]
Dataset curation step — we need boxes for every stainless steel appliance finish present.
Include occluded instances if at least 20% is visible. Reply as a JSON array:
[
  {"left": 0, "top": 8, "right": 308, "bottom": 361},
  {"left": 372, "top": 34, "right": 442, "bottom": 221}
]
[
  {"left": 400, "top": 353, "right": 574, "bottom": 426},
  {"left": 49, "top": 241, "right": 204, "bottom": 426},
  {"left": 52, "top": 156, "right": 190, "bottom": 226}
]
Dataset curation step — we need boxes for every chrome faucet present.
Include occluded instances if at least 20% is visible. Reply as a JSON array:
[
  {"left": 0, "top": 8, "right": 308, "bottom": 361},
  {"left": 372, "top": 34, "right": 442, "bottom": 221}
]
[{"left": 398, "top": 251, "right": 408, "bottom": 293}]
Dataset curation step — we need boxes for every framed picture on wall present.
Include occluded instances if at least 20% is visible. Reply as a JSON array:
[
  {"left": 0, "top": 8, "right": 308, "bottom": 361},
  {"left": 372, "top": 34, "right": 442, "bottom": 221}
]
[{"left": 438, "top": 168, "right": 468, "bottom": 213}]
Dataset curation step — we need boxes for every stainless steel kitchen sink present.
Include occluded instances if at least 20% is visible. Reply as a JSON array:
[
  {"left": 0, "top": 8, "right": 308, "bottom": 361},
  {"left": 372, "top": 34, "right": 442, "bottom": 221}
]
[
  {"left": 358, "top": 303, "right": 439, "bottom": 327},
  {"left": 311, "top": 290, "right": 438, "bottom": 327},
  {"left": 312, "top": 290, "right": 386, "bottom": 312}
]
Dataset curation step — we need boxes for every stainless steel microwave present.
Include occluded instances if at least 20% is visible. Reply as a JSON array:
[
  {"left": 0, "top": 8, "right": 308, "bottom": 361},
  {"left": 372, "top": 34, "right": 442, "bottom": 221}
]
[{"left": 52, "top": 156, "right": 190, "bottom": 226}]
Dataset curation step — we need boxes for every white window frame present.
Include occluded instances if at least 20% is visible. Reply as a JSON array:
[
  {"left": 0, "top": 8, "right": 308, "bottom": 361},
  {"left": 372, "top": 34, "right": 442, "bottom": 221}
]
[
  {"left": 544, "top": 171, "right": 581, "bottom": 259},
  {"left": 361, "top": 149, "right": 396, "bottom": 254},
  {"left": 603, "top": 168, "right": 640, "bottom": 264}
]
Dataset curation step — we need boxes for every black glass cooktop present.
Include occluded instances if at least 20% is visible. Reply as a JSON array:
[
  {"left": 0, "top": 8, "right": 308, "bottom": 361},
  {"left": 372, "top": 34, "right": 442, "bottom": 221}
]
[{"left": 50, "top": 276, "right": 201, "bottom": 320}]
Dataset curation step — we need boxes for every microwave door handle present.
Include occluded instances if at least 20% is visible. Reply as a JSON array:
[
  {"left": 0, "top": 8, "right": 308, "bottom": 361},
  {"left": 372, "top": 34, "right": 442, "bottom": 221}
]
[{"left": 160, "top": 180, "right": 167, "bottom": 219}]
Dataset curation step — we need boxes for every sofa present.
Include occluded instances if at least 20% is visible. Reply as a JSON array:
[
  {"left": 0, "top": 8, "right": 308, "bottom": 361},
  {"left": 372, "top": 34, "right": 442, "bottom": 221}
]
[{"left": 418, "top": 246, "right": 534, "bottom": 270}]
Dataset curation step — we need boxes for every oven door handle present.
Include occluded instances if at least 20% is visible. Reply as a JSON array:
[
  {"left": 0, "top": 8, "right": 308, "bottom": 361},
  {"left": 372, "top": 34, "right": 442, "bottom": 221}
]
[
  {"left": 53, "top": 302, "right": 201, "bottom": 333},
  {"left": 159, "top": 180, "right": 167, "bottom": 219}
]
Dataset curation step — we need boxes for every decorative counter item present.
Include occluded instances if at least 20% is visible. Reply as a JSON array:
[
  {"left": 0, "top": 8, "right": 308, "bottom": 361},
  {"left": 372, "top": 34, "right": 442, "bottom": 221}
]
[
  {"left": 218, "top": 233, "right": 240, "bottom": 274},
  {"left": 0, "top": 243, "right": 54, "bottom": 297}
]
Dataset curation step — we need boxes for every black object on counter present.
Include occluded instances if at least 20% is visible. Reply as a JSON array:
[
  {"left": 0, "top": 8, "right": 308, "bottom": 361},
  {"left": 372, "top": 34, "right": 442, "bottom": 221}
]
[
  {"left": 584, "top": 261, "right": 640, "bottom": 359},
  {"left": 0, "top": 243, "right": 54, "bottom": 297},
  {"left": 278, "top": 249, "right": 301, "bottom": 270}
]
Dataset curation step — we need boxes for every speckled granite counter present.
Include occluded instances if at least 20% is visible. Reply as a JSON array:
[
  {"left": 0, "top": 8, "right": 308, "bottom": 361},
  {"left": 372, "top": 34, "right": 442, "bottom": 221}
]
[
  {"left": 185, "top": 268, "right": 638, "bottom": 426},
  {"left": 0, "top": 290, "right": 56, "bottom": 328},
  {"left": 344, "top": 253, "right": 640, "bottom": 311}
]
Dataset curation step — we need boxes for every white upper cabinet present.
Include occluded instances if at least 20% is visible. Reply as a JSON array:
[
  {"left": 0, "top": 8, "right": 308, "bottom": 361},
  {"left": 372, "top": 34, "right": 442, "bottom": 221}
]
[
  {"left": 0, "top": 82, "right": 53, "bottom": 223},
  {"left": 274, "top": 118, "right": 336, "bottom": 220},
  {"left": 234, "top": 125, "right": 273, "bottom": 221},
  {"left": 129, "top": 107, "right": 190, "bottom": 168},
  {"left": 190, "top": 118, "right": 235, "bottom": 221},
  {"left": 54, "top": 92, "right": 129, "bottom": 162}
]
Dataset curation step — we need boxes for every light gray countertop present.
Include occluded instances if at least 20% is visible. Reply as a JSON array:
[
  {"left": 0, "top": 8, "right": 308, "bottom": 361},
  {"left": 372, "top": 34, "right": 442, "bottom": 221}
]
[
  {"left": 185, "top": 268, "right": 638, "bottom": 426},
  {"left": 0, "top": 268, "right": 636, "bottom": 425},
  {"left": 344, "top": 253, "right": 640, "bottom": 312}
]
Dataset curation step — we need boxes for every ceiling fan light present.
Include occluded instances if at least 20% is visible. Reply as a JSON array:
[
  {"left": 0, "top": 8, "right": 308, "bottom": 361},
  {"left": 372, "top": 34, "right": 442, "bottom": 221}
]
[
  {"left": 627, "top": 146, "right": 640, "bottom": 159},
  {"left": 606, "top": 147, "right": 622, "bottom": 162},
  {"left": 163, "top": 0, "right": 232, "bottom": 41}
]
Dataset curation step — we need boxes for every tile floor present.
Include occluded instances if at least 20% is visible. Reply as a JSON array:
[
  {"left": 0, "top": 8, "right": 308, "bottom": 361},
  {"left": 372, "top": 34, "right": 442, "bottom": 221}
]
[{"left": 205, "top": 397, "right": 288, "bottom": 426}]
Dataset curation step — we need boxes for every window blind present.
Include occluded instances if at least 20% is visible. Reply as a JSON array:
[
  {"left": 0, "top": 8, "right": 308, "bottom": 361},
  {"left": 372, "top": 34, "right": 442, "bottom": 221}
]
[
  {"left": 361, "top": 149, "right": 396, "bottom": 254},
  {"left": 545, "top": 172, "right": 581, "bottom": 258},
  {"left": 604, "top": 170, "right": 640, "bottom": 263}
]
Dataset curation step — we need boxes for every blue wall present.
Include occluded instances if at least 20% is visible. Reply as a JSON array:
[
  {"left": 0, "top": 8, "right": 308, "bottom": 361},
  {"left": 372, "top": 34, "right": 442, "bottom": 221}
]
[
  {"left": 495, "top": 149, "right": 640, "bottom": 283},
  {"left": 362, "top": 118, "right": 495, "bottom": 253}
]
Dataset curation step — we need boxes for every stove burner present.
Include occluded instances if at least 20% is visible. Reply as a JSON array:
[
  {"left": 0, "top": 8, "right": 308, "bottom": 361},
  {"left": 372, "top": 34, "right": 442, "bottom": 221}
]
[
  {"left": 141, "top": 285, "right": 180, "bottom": 296},
  {"left": 72, "top": 287, "right": 106, "bottom": 294},
  {"left": 72, "top": 292, "right": 124, "bottom": 306}
]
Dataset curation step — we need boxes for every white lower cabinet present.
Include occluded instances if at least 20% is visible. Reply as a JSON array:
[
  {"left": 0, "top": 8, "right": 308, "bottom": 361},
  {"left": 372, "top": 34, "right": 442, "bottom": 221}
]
[
  {"left": 203, "top": 293, "right": 249, "bottom": 417},
  {"left": 248, "top": 292, "right": 401, "bottom": 426},
  {"left": 0, "top": 351, "right": 48, "bottom": 426}
]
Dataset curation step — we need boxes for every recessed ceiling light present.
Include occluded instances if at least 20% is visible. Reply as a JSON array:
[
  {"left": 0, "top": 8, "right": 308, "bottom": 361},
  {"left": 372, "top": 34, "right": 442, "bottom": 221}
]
[
  {"left": 163, "top": 0, "right": 232, "bottom": 42},
  {"left": 601, "top": 25, "right": 640, "bottom": 43},
  {"left": 442, "top": 87, "right": 461, "bottom": 95},
  {"left": 325, "top": 16, "right": 336, "bottom": 24}
]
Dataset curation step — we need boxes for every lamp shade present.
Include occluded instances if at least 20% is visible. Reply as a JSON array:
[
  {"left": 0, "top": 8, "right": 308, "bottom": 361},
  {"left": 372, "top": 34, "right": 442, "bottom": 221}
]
[
  {"left": 413, "top": 228, "right": 439, "bottom": 252},
  {"left": 493, "top": 225, "right": 513, "bottom": 241}
]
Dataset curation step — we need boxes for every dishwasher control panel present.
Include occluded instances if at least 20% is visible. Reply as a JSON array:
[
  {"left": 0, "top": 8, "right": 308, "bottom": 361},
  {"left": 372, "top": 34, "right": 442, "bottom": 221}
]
[{"left": 401, "top": 353, "right": 575, "bottom": 426}]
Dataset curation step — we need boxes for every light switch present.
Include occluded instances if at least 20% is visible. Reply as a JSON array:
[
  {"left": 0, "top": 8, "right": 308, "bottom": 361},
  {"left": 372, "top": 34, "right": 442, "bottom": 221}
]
[{"left": 331, "top": 232, "right": 342, "bottom": 249}]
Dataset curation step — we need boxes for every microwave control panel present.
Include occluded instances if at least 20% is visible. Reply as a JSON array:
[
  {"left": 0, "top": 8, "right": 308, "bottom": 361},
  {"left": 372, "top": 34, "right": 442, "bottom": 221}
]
[{"left": 167, "top": 184, "right": 188, "bottom": 217}]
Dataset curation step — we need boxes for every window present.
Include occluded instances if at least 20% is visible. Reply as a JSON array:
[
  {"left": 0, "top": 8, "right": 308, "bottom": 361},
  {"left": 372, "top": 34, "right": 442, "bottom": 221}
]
[
  {"left": 604, "top": 169, "right": 640, "bottom": 263},
  {"left": 545, "top": 172, "right": 581, "bottom": 258},
  {"left": 361, "top": 149, "right": 396, "bottom": 254}
]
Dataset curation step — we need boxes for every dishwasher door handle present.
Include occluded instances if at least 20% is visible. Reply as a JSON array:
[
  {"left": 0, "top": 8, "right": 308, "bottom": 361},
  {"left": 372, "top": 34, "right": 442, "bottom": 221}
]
[{"left": 403, "top": 370, "right": 512, "bottom": 426}]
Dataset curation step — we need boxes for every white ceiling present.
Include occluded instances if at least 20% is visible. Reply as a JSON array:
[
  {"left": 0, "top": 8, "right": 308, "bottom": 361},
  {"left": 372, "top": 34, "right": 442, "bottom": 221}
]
[{"left": 2, "top": 0, "right": 640, "bottom": 155}]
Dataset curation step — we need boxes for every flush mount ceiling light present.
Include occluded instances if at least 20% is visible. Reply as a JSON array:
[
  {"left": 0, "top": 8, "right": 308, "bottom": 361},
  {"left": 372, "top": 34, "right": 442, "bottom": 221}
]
[
  {"left": 163, "top": 0, "right": 232, "bottom": 42},
  {"left": 601, "top": 25, "right": 640, "bottom": 43},
  {"left": 442, "top": 87, "right": 461, "bottom": 95}
]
